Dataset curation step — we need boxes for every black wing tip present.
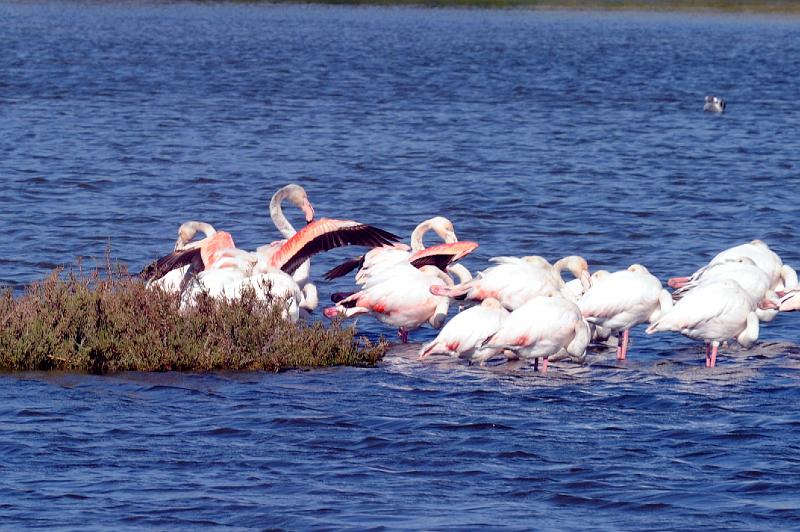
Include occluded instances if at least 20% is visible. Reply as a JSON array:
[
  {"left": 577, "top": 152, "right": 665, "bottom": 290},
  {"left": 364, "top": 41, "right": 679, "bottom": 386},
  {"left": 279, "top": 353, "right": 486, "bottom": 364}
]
[
  {"left": 410, "top": 253, "right": 455, "bottom": 272},
  {"left": 138, "top": 248, "right": 203, "bottom": 282},
  {"left": 367, "top": 225, "right": 402, "bottom": 244},
  {"left": 330, "top": 291, "right": 356, "bottom": 303},
  {"left": 323, "top": 256, "right": 365, "bottom": 281}
]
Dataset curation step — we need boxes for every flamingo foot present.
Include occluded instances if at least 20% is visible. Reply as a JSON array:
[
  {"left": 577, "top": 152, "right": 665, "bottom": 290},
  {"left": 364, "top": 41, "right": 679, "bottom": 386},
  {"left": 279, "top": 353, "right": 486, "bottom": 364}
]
[{"left": 429, "top": 285, "right": 451, "bottom": 297}]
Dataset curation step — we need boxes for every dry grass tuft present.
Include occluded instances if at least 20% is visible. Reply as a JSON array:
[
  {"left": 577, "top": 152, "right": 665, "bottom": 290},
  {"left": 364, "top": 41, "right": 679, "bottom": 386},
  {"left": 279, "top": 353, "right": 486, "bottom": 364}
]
[{"left": 0, "top": 262, "right": 386, "bottom": 374}]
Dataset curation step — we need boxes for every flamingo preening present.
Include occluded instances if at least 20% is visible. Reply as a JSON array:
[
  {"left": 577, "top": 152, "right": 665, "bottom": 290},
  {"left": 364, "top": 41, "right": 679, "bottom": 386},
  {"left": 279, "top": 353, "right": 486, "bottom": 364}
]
[
  {"left": 418, "top": 298, "right": 509, "bottom": 364},
  {"left": 481, "top": 293, "right": 591, "bottom": 373},
  {"left": 647, "top": 279, "right": 779, "bottom": 367},
  {"left": 577, "top": 264, "right": 673, "bottom": 360},
  {"left": 324, "top": 263, "right": 453, "bottom": 343},
  {"left": 430, "top": 255, "right": 591, "bottom": 311}
]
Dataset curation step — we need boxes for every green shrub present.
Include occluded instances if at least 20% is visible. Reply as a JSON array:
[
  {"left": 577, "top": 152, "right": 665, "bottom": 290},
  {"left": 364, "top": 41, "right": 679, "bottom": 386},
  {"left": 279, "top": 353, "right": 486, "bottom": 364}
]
[{"left": 0, "top": 264, "right": 386, "bottom": 374}]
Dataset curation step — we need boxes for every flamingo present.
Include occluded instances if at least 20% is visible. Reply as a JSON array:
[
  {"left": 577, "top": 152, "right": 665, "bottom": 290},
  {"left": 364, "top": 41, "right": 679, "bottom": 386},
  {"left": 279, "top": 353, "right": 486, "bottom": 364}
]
[
  {"left": 323, "top": 264, "right": 453, "bottom": 343},
  {"left": 577, "top": 264, "right": 673, "bottom": 360},
  {"left": 140, "top": 189, "right": 400, "bottom": 319},
  {"left": 258, "top": 184, "right": 318, "bottom": 312},
  {"left": 181, "top": 259, "right": 304, "bottom": 321},
  {"left": 418, "top": 298, "right": 509, "bottom": 364},
  {"left": 430, "top": 255, "right": 590, "bottom": 311},
  {"left": 176, "top": 218, "right": 398, "bottom": 315},
  {"left": 669, "top": 240, "right": 797, "bottom": 295},
  {"left": 141, "top": 221, "right": 217, "bottom": 294},
  {"left": 646, "top": 278, "right": 778, "bottom": 367},
  {"left": 671, "top": 257, "right": 778, "bottom": 322},
  {"left": 482, "top": 294, "right": 591, "bottom": 373},
  {"left": 324, "top": 216, "right": 478, "bottom": 286}
]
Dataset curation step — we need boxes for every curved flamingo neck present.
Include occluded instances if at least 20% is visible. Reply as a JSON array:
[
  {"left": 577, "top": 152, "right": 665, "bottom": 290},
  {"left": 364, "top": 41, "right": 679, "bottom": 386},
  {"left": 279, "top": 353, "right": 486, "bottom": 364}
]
[
  {"left": 270, "top": 188, "right": 299, "bottom": 239},
  {"left": 411, "top": 218, "right": 456, "bottom": 251}
]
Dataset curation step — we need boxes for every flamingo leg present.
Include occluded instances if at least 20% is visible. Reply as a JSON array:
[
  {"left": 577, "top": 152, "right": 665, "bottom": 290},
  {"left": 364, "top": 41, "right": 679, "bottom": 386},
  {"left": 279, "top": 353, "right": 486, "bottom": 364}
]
[
  {"left": 398, "top": 327, "right": 409, "bottom": 344},
  {"left": 706, "top": 341, "right": 719, "bottom": 368},
  {"left": 616, "top": 330, "right": 630, "bottom": 360},
  {"left": 540, "top": 357, "right": 549, "bottom": 374}
]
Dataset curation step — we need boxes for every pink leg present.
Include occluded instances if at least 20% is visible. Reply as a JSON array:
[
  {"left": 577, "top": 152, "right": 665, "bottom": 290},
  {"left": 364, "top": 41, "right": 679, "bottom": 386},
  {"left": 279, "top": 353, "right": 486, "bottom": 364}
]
[
  {"left": 536, "top": 357, "right": 548, "bottom": 374},
  {"left": 398, "top": 327, "right": 409, "bottom": 344},
  {"left": 706, "top": 342, "right": 718, "bottom": 368},
  {"left": 617, "top": 330, "right": 630, "bottom": 360}
]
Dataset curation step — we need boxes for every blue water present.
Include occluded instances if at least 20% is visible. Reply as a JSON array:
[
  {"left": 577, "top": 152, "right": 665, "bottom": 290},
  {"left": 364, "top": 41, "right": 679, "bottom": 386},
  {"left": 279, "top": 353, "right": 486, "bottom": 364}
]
[{"left": 2, "top": 2, "right": 800, "bottom": 529}]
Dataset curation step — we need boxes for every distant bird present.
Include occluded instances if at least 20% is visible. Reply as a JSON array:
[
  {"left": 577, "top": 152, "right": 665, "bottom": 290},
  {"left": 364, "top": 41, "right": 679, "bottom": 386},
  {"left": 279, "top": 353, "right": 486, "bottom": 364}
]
[{"left": 703, "top": 95, "right": 726, "bottom": 113}]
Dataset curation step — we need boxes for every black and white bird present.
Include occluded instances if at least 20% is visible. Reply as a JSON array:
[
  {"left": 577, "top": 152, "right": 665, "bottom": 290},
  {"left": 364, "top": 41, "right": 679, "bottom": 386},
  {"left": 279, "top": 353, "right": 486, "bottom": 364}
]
[{"left": 703, "top": 95, "right": 726, "bottom": 113}]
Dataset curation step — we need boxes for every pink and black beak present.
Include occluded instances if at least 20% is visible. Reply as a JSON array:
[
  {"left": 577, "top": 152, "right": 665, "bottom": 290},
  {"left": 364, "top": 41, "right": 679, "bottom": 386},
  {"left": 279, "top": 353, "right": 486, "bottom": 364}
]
[{"left": 302, "top": 198, "right": 315, "bottom": 224}]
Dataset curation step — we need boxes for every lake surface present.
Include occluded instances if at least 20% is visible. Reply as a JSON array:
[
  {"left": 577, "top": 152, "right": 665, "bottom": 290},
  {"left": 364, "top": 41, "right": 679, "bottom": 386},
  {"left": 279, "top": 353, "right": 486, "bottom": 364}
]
[{"left": 2, "top": 2, "right": 800, "bottom": 529}]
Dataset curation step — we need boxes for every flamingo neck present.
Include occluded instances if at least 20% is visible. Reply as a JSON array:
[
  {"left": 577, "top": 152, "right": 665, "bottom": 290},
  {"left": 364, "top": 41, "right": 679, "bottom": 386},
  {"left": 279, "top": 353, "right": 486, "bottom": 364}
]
[
  {"left": 410, "top": 220, "right": 434, "bottom": 251},
  {"left": 270, "top": 187, "right": 309, "bottom": 239},
  {"left": 270, "top": 190, "right": 297, "bottom": 239},
  {"left": 411, "top": 217, "right": 457, "bottom": 251},
  {"left": 447, "top": 263, "right": 473, "bottom": 284}
]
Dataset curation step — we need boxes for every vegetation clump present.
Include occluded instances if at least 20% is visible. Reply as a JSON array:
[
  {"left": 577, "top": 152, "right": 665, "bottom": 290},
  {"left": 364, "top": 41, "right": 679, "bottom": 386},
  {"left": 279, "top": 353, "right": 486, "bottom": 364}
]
[{"left": 0, "top": 264, "right": 386, "bottom": 374}]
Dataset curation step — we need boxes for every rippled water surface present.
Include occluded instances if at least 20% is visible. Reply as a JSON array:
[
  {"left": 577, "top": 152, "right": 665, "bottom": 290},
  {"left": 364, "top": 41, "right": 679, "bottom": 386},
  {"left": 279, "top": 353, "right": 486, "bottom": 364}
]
[{"left": 2, "top": 2, "right": 800, "bottom": 529}]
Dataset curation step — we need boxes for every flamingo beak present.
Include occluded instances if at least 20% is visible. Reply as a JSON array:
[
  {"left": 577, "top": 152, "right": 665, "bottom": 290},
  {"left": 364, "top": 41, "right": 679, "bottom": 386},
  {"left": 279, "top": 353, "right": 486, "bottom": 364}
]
[
  {"left": 173, "top": 238, "right": 184, "bottom": 252},
  {"left": 580, "top": 270, "right": 592, "bottom": 291},
  {"left": 444, "top": 231, "right": 458, "bottom": 244},
  {"left": 302, "top": 199, "right": 315, "bottom": 224},
  {"left": 759, "top": 298, "right": 779, "bottom": 310}
]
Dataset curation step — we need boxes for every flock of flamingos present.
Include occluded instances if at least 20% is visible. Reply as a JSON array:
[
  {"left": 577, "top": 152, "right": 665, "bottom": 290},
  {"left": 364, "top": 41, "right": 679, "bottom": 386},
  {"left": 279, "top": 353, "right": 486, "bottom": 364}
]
[{"left": 141, "top": 184, "right": 800, "bottom": 372}]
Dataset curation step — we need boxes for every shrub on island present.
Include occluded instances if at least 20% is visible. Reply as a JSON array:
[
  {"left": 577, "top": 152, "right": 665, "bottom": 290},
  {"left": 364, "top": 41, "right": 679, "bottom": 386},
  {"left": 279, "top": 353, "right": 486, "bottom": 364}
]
[{"left": 0, "top": 265, "right": 386, "bottom": 374}]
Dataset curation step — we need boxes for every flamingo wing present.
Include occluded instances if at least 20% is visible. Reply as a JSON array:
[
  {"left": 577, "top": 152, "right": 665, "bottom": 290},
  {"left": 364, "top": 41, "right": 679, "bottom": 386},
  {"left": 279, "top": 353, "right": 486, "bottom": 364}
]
[
  {"left": 139, "top": 248, "right": 203, "bottom": 282},
  {"left": 408, "top": 241, "right": 479, "bottom": 271},
  {"left": 323, "top": 255, "right": 366, "bottom": 280},
  {"left": 272, "top": 218, "right": 401, "bottom": 276}
]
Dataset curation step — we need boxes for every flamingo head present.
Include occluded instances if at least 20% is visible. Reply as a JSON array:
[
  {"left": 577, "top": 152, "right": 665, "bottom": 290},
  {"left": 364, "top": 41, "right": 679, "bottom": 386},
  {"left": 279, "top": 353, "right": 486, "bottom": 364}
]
[
  {"left": 278, "top": 183, "right": 315, "bottom": 224},
  {"left": 174, "top": 221, "right": 215, "bottom": 251},
  {"left": 430, "top": 217, "right": 457, "bottom": 244},
  {"left": 759, "top": 291, "right": 780, "bottom": 310},
  {"left": 556, "top": 255, "right": 591, "bottom": 291}
]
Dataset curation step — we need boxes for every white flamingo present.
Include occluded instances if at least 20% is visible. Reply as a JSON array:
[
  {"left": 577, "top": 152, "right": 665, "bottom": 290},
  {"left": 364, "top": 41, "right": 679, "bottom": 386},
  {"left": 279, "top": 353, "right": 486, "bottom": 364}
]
[
  {"left": 577, "top": 264, "right": 672, "bottom": 360},
  {"left": 671, "top": 256, "right": 778, "bottom": 322},
  {"left": 482, "top": 294, "right": 591, "bottom": 373},
  {"left": 430, "top": 255, "right": 590, "bottom": 311},
  {"left": 670, "top": 240, "right": 797, "bottom": 294},
  {"left": 257, "top": 184, "right": 318, "bottom": 312},
  {"left": 323, "top": 264, "right": 453, "bottom": 343},
  {"left": 418, "top": 298, "right": 509, "bottom": 364},
  {"left": 144, "top": 221, "right": 217, "bottom": 294},
  {"left": 646, "top": 278, "right": 778, "bottom": 367}
]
